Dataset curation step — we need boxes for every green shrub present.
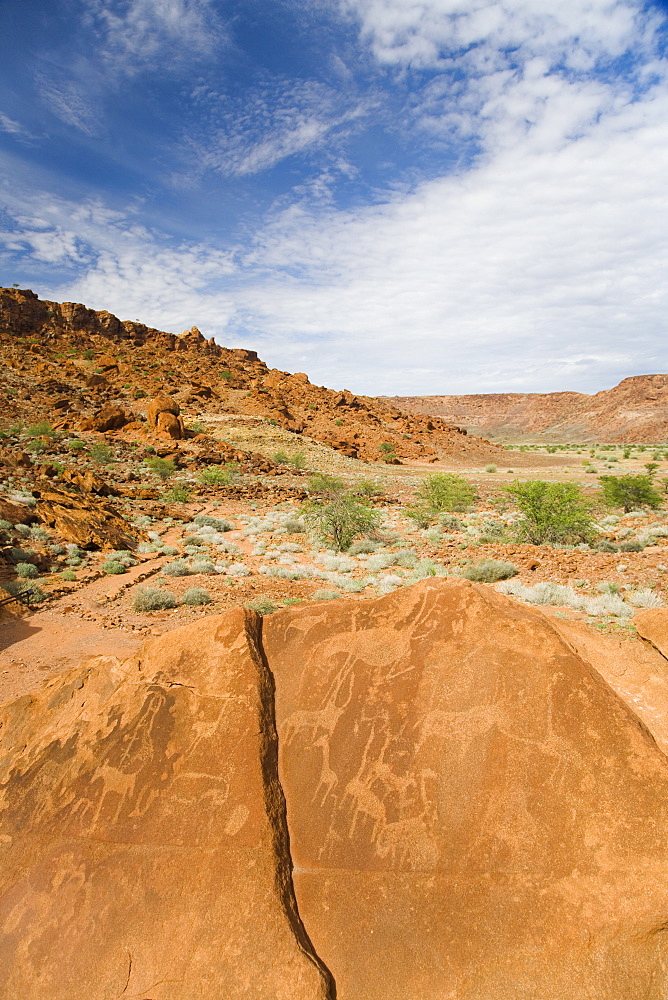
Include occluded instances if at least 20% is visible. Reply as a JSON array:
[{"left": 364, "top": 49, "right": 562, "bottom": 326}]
[
  {"left": 290, "top": 452, "right": 306, "bottom": 470},
  {"left": 133, "top": 586, "right": 177, "bottom": 611},
  {"left": 11, "top": 546, "right": 33, "bottom": 561},
  {"left": 146, "top": 457, "right": 176, "bottom": 481},
  {"left": 485, "top": 464, "right": 497, "bottom": 473},
  {"left": 599, "top": 473, "right": 663, "bottom": 512},
  {"left": 60, "top": 569, "right": 77, "bottom": 581},
  {"left": 353, "top": 479, "right": 382, "bottom": 498},
  {"left": 15, "top": 561, "right": 39, "bottom": 578},
  {"left": 619, "top": 540, "right": 645, "bottom": 552},
  {"left": 181, "top": 587, "right": 212, "bottom": 606},
  {"left": 283, "top": 518, "right": 306, "bottom": 533},
  {"left": 5, "top": 580, "right": 46, "bottom": 604},
  {"left": 439, "top": 514, "right": 464, "bottom": 531},
  {"left": 163, "top": 559, "right": 192, "bottom": 576},
  {"left": 89, "top": 442, "right": 114, "bottom": 464},
  {"left": 379, "top": 442, "right": 396, "bottom": 461},
  {"left": 163, "top": 485, "right": 191, "bottom": 503},
  {"left": 245, "top": 596, "right": 278, "bottom": 615},
  {"left": 194, "top": 514, "right": 232, "bottom": 531},
  {"left": 302, "top": 492, "right": 380, "bottom": 552},
  {"left": 595, "top": 540, "right": 618, "bottom": 553},
  {"left": 101, "top": 560, "right": 126, "bottom": 575},
  {"left": 68, "top": 439, "right": 86, "bottom": 451},
  {"left": 416, "top": 473, "right": 477, "bottom": 515},
  {"left": 405, "top": 504, "right": 433, "bottom": 528},
  {"left": 348, "top": 539, "right": 379, "bottom": 555},
  {"left": 505, "top": 480, "right": 595, "bottom": 545},
  {"left": 307, "top": 472, "right": 347, "bottom": 496},
  {"left": 459, "top": 559, "right": 517, "bottom": 583},
  {"left": 27, "top": 421, "right": 55, "bottom": 438},
  {"left": 272, "top": 451, "right": 290, "bottom": 464},
  {"left": 199, "top": 464, "right": 236, "bottom": 486}
]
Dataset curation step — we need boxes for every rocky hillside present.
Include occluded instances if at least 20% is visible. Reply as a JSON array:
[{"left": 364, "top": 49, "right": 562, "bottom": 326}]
[
  {"left": 0, "top": 287, "right": 504, "bottom": 464},
  {"left": 385, "top": 374, "right": 668, "bottom": 443}
]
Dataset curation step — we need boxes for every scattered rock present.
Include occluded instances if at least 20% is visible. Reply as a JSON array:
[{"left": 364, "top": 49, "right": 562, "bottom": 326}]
[
  {"left": 34, "top": 485, "right": 142, "bottom": 550},
  {"left": 79, "top": 404, "right": 132, "bottom": 432}
]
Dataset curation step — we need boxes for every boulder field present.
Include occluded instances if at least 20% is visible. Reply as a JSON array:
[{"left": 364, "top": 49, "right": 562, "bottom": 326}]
[{"left": 2, "top": 578, "right": 668, "bottom": 999}]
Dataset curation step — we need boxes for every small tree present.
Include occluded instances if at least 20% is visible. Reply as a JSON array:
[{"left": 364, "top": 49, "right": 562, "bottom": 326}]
[
  {"left": 506, "top": 480, "right": 595, "bottom": 545},
  {"left": 302, "top": 492, "right": 380, "bottom": 551},
  {"left": 414, "top": 473, "right": 477, "bottom": 517},
  {"left": 599, "top": 473, "right": 663, "bottom": 512},
  {"left": 379, "top": 442, "right": 397, "bottom": 463}
]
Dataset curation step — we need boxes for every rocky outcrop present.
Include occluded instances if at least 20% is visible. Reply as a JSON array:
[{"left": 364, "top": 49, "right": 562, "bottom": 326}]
[
  {"left": 0, "top": 287, "right": 507, "bottom": 465},
  {"left": 79, "top": 404, "right": 132, "bottom": 432},
  {"left": 0, "top": 610, "right": 334, "bottom": 1000},
  {"left": 386, "top": 374, "right": 668, "bottom": 443},
  {"left": 264, "top": 578, "right": 668, "bottom": 999},
  {"left": 3, "top": 580, "right": 668, "bottom": 998},
  {"left": 34, "top": 485, "right": 141, "bottom": 550},
  {"left": 146, "top": 394, "right": 186, "bottom": 439}
]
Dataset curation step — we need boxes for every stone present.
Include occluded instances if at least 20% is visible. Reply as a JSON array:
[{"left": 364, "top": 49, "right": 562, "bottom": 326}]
[
  {"left": 263, "top": 577, "right": 668, "bottom": 1000},
  {"left": 634, "top": 609, "right": 668, "bottom": 658},
  {"left": 147, "top": 393, "right": 180, "bottom": 423},
  {"left": 156, "top": 408, "right": 185, "bottom": 439},
  {"left": 79, "top": 405, "right": 131, "bottom": 432},
  {"left": 147, "top": 395, "right": 185, "bottom": 439},
  {"left": 0, "top": 610, "right": 334, "bottom": 1000},
  {"left": 35, "top": 486, "right": 141, "bottom": 550}
]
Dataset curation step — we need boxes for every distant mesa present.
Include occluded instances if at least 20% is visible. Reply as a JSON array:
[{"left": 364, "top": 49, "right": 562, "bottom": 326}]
[{"left": 384, "top": 375, "right": 668, "bottom": 443}]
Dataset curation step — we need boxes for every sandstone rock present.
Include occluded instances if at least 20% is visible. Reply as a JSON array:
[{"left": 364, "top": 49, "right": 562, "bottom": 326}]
[
  {"left": 35, "top": 486, "right": 140, "bottom": 550},
  {"left": 79, "top": 404, "right": 131, "bottom": 432},
  {"left": 0, "top": 611, "right": 334, "bottom": 1000},
  {"left": 264, "top": 578, "right": 668, "bottom": 1000},
  {"left": 147, "top": 394, "right": 185, "bottom": 439},
  {"left": 156, "top": 408, "right": 184, "bottom": 438},
  {"left": 59, "top": 469, "right": 120, "bottom": 496},
  {"left": 0, "top": 499, "right": 37, "bottom": 525},
  {"left": 634, "top": 609, "right": 668, "bottom": 658}
]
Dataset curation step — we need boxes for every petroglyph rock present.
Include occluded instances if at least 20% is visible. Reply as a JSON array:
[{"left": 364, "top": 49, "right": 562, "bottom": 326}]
[
  {"left": 264, "top": 577, "right": 668, "bottom": 1000},
  {"left": 3, "top": 579, "right": 668, "bottom": 1000},
  {"left": 0, "top": 610, "right": 333, "bottom": 1000}
]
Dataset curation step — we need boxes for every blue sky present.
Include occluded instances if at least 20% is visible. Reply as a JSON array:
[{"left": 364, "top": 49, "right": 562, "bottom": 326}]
[{"left": 1, "top": 0, "right": 667, "bottom": 395}]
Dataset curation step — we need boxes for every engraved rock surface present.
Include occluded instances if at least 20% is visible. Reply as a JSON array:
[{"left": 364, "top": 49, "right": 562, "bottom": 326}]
[
  {"left": 0, "top": 610, "right": 333, "bottom": 1000},
  {"left": 634, "top": 608, "right": 668, "bottom": 659},
  {"left": 264, "top": 577, "right": 668, "bottom": 1000}
]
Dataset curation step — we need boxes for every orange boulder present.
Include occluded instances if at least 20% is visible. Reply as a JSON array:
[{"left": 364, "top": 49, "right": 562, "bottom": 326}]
[
  {"left": 0, "top": 610, "right": 333, "bottom": 1000},
  {"left": 264, "top": 578, "right": 668, "bottom": 1000}
]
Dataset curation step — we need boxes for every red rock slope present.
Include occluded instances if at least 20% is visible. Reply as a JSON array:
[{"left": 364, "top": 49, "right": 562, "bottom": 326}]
[
  {"left": 385, "top": 373, "right": 668, "bottom": 442},
  {"left": 0, "top": 287, "right": 504, "bottom": 464}
]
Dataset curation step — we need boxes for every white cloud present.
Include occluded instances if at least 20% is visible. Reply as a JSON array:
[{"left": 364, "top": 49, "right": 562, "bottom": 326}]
[
  {"left": 338, "top": 0, "right": 643, "bottom": 69},
  {"left": 36, "top": 77, "right": 103, "bottom": 136},
  {"left": 3, "top": 0, "right": 668, "bottom": 396},
  {"left": 82, "top": 0, "right": 223, "bottom": 71},
  {"left": 183, "top": 81, "right": 371, "bottom": 179},
  {"left": 0, "top": 113, "right": 35, "bottom": 141}
]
